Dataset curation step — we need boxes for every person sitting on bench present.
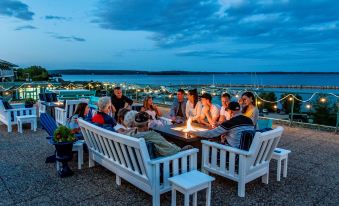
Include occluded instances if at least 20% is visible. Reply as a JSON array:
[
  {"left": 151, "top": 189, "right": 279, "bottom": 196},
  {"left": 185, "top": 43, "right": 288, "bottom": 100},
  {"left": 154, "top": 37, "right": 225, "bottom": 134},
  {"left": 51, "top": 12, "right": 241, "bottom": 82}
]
[{"left": 129, "top": 112, "right": 192, "bottom": 157}]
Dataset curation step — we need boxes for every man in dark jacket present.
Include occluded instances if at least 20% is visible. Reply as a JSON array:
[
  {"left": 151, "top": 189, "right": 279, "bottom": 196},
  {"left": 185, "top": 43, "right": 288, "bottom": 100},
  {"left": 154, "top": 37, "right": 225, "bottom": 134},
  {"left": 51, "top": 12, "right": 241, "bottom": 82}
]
[{"left": 111, "top": 87, "right": 133, "bottom": 120}]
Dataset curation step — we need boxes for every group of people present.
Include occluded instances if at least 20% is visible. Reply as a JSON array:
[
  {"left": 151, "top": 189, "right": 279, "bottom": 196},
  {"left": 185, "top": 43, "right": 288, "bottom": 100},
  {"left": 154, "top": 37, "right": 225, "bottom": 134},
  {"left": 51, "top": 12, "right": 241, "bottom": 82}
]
[
  {"left": 170, "top": 89, "right": 259, "bottom": 127},
  {"left": 66, "top": 86, "right": 260, "bottom": 158}
]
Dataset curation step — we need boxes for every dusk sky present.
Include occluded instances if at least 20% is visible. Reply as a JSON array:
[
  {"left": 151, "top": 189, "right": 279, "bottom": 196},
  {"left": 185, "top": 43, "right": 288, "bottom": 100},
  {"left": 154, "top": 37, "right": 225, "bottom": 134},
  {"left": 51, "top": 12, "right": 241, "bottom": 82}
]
[{"left": 0, "top": 0, "right": 339, "bottom": 72}]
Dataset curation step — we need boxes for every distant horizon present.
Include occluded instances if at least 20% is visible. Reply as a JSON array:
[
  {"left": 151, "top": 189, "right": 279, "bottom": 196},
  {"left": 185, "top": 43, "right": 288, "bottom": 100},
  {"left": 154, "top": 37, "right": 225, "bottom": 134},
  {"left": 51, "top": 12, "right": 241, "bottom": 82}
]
[{"left": 49, "top": 69, "right": 339, "bottom": 74}]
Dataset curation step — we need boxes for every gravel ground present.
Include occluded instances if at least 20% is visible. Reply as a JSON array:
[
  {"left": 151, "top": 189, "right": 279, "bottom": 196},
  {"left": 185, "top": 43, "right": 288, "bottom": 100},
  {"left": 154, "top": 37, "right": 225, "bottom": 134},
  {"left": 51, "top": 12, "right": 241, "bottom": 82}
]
[{"left": 1, "top": 123, "right": 338, "bottom": 206}]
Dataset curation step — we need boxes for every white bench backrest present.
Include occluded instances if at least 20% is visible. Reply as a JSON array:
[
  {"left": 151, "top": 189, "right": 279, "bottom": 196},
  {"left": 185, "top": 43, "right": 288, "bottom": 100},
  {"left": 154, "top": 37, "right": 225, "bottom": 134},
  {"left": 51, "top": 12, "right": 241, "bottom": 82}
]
[
  {"left": 65, "top": 99, "right": 88, "bottom": 118},
  {"left": 78, "top": 119, "right": 152, "bottom": 182},
  {"left": 246, "top": 126, "right": 283, "bottom": 171}
]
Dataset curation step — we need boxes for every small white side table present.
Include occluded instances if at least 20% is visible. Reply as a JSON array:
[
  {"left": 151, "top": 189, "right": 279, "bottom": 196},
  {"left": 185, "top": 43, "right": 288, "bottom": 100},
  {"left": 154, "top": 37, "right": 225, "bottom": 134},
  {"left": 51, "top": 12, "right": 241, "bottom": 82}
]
[
  {"left": 56, "top": 140, "right": 85, "bottom": 170},
  {"left": 168, "top": 170, "right": 215, "bottom": 206},
  {"left": 271, "top": 148, "right": 291, "bottom": 181},
  {"left": 17, "top": 115, "right": 37, "bottom": 133}
]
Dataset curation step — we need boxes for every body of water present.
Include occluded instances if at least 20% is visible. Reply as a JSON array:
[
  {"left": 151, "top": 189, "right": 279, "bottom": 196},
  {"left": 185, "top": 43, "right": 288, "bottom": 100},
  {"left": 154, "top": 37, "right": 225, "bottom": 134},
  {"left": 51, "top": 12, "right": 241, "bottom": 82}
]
[{"left": 62, "top": 73, "right": 339, "bottom": 87}]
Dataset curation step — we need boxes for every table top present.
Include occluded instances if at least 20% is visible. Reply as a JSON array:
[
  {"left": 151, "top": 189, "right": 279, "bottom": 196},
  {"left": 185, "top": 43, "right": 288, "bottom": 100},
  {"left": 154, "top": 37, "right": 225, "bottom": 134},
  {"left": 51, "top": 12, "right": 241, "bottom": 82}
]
[
  {"left": 273, "top": 148, "right": 291, "bottom": 157},
  {"left": 168, "top": 170, "right": 215, "bottom": 190},
  {"left": 151, "top": 122, "right": 208, "bottom": 143}
]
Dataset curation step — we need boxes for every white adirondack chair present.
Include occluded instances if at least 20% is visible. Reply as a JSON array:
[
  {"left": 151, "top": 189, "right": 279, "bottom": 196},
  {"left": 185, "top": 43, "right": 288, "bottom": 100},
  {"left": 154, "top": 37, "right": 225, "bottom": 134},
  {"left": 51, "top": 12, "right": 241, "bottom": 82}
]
[
  {"left": 37, "top": 100, "right": 46, "bottom": 116},
  {"left": 201, "top": 126, "right": 284, "bottom": 197},
  {"left": 78, "top": 119, "right": 198, "bottom": 206},
  {"left": 0, "top": 100, "right": 37, "bottom": 132},
  {"left": 55, "top": 99, "right": 88, "bottom": 125}
]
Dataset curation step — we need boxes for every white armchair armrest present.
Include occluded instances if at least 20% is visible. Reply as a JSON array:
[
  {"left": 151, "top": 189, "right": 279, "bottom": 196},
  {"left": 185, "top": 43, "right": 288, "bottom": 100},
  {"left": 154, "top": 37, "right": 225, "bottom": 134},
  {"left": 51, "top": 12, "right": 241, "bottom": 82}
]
[
  {"left": 149, "top": 148, "right": 199, "bottom": 165},
  {"left": 201, "top": 140, "right": 251, "bottom": 156},
  {"left": 55, "top": 107, "right": 66, "bottom": 125}
]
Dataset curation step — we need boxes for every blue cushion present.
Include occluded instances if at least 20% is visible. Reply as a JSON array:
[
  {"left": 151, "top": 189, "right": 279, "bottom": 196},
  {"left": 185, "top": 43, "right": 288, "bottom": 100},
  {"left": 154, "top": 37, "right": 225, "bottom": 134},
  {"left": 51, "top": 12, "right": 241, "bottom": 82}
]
[
  {"left": 256, "top": 119, "right": 273, "bottom": 130},
  {"left": 256, "top": 128, "right": 273, "bottom": 133},
  {"left": 146, "top": 141, "right": 156, "bottom": 159},
  {"left": 239, "top": 130, "right": 255, "bottom": 151},
  {"left": 51, "top": 93, "right": 58, "bottom": 102},
  {"left": 39, "top": 93, "right": 46, "bottom": 101}
]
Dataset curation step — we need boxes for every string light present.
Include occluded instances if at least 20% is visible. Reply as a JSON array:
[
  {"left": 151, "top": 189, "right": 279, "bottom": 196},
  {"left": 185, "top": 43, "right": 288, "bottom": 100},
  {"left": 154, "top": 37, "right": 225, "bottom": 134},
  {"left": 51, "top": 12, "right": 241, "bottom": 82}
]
[
  {"left": 320, "top": 98, "right": 326, "bottom": 103},
  {"left": 306, "top": 104, "right": 311, "bottom": 109}
]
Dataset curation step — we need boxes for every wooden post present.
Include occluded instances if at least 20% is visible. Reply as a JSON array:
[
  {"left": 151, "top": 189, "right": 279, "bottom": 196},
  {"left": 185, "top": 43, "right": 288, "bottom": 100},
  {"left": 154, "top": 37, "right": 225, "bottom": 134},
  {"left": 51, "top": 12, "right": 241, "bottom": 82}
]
[
  {"left": 289, "top": 97, "right": 294, "bottom": 126},
  {"left": 336, "top": 100, "right": 339, "bottom": 134}
]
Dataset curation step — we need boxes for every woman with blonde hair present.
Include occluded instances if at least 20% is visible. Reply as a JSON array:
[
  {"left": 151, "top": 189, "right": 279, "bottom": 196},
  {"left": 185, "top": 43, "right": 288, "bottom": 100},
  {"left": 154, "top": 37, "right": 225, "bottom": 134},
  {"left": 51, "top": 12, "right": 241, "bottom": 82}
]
[
  {"left": 141, "top": 96, "right": 162, "bottom": 119},
  {"left": 141, "top": 96, "right": 164, "bottom": 127}
]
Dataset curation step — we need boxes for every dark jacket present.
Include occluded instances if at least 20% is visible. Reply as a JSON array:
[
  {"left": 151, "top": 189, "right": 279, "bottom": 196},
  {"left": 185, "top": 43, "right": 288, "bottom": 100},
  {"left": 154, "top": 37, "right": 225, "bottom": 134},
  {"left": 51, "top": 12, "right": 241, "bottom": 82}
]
[
  {"left": 169, "top": 99, "right": 187, "bottom": 119},
  {"left": 111, "top": 94, "right": 133, "bottom": 119}
]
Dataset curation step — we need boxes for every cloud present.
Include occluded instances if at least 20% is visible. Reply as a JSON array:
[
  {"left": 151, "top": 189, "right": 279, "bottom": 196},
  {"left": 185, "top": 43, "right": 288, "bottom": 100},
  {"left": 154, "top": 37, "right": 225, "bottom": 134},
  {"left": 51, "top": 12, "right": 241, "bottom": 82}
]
[
  {"left": 0, "top": 0, "right": 34, "bottom": 20},
  {"left": 47, "top": 32, "right": 86, "bottom": 42},
  {"left": 176, "top": 43, "right": 338, "bottom": 60},
  {"left": 93, "top": 0, "right": 339, "bottom": 56},
  {"left": 44, "top": 15, "right": 71, "bottom": 21},
  {"left": 14, "top": 25, "right": 37, "bottom": 30}
]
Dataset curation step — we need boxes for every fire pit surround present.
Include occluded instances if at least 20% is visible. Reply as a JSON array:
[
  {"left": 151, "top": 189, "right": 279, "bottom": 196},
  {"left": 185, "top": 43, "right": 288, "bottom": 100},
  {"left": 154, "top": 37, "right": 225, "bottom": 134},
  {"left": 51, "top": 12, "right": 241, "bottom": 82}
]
[{"left": 171, "top": 118, "right": 208, "bottom": 138}]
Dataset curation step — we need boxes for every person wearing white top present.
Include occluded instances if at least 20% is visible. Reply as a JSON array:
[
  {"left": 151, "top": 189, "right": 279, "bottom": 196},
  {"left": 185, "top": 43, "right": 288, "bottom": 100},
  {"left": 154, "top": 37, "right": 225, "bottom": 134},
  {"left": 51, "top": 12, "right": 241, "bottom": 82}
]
[
  {"left": 200, "top": 93, "right": 220, "bottom": 127},
  {"left": 141, "top": 96, "right": 165, "bottom": 127},
  {"left": 185, "top": 89, "right": 202, "bottom": 121},
  {"left": 219, "top": 93, "right": 231, "bottom": 123}
]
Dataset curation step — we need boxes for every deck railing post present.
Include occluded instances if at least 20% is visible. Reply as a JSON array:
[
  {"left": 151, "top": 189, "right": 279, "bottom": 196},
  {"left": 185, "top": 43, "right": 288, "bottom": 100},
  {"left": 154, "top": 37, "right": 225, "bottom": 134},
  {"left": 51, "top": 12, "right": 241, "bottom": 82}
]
[
  {"left": 289, "top": 96, "right": 294, "bottom": 126},
  {"left": 336, "top": 100, "right": 339, "bottom": 134}
]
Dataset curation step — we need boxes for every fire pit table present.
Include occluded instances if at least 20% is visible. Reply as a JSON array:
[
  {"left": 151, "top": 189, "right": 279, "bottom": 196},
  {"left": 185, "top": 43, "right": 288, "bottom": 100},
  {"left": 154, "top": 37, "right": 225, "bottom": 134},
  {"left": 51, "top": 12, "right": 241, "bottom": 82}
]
[{"left": 151, "top": 119, "right": 210, "bottom": 164}]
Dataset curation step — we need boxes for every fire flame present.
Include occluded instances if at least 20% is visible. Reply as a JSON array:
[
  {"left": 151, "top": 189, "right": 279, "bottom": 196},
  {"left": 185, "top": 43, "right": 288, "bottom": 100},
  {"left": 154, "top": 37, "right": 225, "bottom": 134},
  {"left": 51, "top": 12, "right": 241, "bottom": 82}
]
[{"left": 183, "top": 118, "right": 193, "bottom": 133}]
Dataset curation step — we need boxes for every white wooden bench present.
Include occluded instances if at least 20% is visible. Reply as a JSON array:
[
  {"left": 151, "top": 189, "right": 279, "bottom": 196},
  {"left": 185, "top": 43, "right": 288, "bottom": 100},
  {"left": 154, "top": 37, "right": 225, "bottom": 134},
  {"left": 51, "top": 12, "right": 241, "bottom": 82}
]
[
  {"left": 78, "top": 119, "right": 199, "bottom": 206},
  {"left": 201, "top": 126, "right": 284, "bottom": 197}
]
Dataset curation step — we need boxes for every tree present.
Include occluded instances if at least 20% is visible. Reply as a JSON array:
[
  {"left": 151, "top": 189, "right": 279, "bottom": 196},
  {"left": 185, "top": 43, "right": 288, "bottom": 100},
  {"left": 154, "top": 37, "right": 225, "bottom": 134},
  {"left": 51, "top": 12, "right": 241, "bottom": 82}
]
[
  {"left": 258, "top": 92, "right": 277, "bottom": 112},
  {"left": 280, "top": 93, "right": 303, "bottom": 114},
  {"left": 15, "top": 66, "right": 49, "bottom": 81},
  {"left": 311, "top": 94, "right": 337, "bottom": 126}
]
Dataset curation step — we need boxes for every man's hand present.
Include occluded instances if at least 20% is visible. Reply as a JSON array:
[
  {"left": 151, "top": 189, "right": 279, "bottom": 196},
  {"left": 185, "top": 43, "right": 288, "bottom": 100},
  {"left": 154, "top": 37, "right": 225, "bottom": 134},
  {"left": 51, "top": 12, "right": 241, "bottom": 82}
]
[
  {"left": 220, "top": 134, "right": 227, "bottom": 144},
  {"left": 124, "top": 102, "right": 130, "bottom": 109},
  {"left": 111, "top": 104, "right": 116, "bottom": 113},
  {"left": 117, "top": 128, "right": 126, "bottom": 133}
]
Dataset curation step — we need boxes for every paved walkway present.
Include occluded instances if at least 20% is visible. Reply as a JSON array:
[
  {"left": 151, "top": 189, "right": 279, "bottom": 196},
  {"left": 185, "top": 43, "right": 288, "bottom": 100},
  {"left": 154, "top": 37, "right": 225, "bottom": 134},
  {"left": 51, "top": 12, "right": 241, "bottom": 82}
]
[{"left": 0, "top": 124, "right": 338, "bottom": 205}]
